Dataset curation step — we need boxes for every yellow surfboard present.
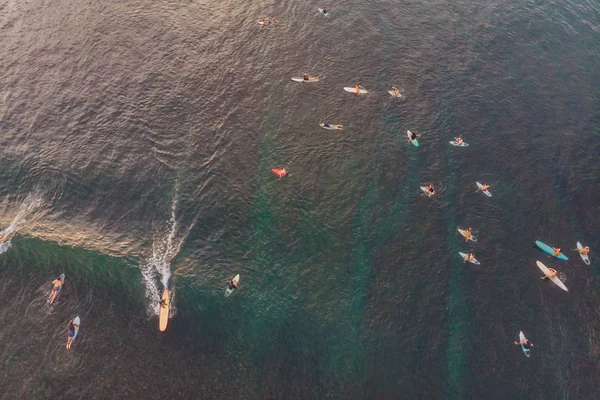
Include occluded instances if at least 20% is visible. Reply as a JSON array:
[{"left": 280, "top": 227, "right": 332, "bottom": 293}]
[{"left": 159, "top": 289, "right": 170, "bottom": 332}]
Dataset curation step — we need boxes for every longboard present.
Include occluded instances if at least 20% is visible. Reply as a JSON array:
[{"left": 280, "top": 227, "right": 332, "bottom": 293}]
[
  {"left": 535, "top": 240, "right": 568, "bottom": 260},
  {"left": 536, "top": 260, "right": 568, "bottom": 291},
  {"left": 291, "top": 77, "right": 319, "bottom": 83},
  {"left": 576, "top": 242, "right": 590, "bottom": 265},
  {"left": 159, "top": 289, "right": 170, "bottom": 332},
  {"left": 459, "top": 252, "right": 480, "bottom": 265},
  {"left": 225, "top": 274, "right": 240, "bottom": 297},
  {"left": 319, "top": 123, "right": 343, "bottom": 130},
  {"left": 343, "top": 87, "right": 368, "bottom": 94}
]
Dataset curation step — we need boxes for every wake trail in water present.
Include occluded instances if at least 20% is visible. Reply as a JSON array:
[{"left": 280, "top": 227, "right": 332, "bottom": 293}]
[
  {"left": 139, "top": 185, "right": 198, "bottom": 316},
  {"left": 0, "top": 193, "right": 47, "bottom": 254}
]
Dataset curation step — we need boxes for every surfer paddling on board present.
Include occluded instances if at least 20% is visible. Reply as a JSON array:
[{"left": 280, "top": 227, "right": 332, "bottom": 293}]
[
  {"left": 464, "top": 228, "right": 473, "bottom": 242},
  {"left": 408, "top": 131, "right": 419, "bottom": 142},
  {"left": 271, "top": 168, "right": 287, "bottom": 178},
  {"left": 47, "top": 277, "right": 63, "bottom": 304},
  {"left": 514, "top": 337, "right": 533, "bottom": 349},
  {"left": 66, "top": 320, "right": 79, "bottom": 349},
  {"left": 551, "top": 247, "right": 562, "bottom": 257},
  {"left": 577, "top": 246, "right": 590, "bottom": 256},
  {"left": 478, "top": 183, "right": 490, "bottom": 192},
  {"left": 541, "top": 268, "right": 558, "bottom": 280},
  {"left": 227, "top": 279, "right": 238, "bottom": 291},
  {"left": 464, "top": 252, "right": 475, "bottom": 263}
]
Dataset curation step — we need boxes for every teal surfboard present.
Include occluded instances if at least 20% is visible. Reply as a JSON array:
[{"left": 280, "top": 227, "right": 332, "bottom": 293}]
[{"left": 535, "top": 240, "right": 568, "bottom": 260}]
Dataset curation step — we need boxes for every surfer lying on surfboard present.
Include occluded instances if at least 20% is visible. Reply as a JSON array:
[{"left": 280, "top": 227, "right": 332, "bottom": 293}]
[
  {"left": 541, "top": 268, "right": 558, "bottom": 280},
  {"left": 551, "top": 247, "right": 562, "bottom": 257},
  {"left": 463, "top": 228, "right": 473, "bottom": 242},
  {"left": 66, "top": 320, "right": 79, "bottom": 349},
  {"left": 272, "top": 168, "right": 287, "bottom": 178},
  {"left": 514, "top": 337, "right": 533, "bottom": 348},
  {"left": 47, "top": 277, "right": 63, "bottom": 304},
  {"left": 577, "top": 246, "right": 590, "bottom": 256},
  {"left": 227, "top": 279, "right": 238, "bottom": 291},
  {"left": 478, "top": 183, "right": 490, "bottom": 192},
  {"left": 464, "top": 252, "right": 475, "bottom": 263}
]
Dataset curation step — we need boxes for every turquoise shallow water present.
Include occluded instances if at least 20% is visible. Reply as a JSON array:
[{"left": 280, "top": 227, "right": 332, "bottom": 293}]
[{"left": 0, "top": 0, "right": 600, "bottom": 398}]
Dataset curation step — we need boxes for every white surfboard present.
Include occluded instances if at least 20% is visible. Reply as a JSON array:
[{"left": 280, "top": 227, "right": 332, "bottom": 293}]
[
  {"left": 459, "top": 252, "right": 480, "bottom": 265},
  {"left": 318, "top": 8, "right": 329, "bottom": 17},
  {"left": 420, "top": 186, "right": 434, "bottom": 197},
  {"left": 519, "top": 331, "right": 530, "bottom": 357},
  {"left": 319, "top": 123, "right": 343, "bottom": 130},
  {"left": 536, "top": 261, "right": 568, "bottom": 292},
  {"left": 225, "top": 274, "right": 240, "bottom": 297},
  {"left": 476, "top": 182, "right": 492, "bottom": 197},
  {"left": 457, "top": 228, "right": 477, "bottom": 242},
  {"left": 576, "top": 242, "right": 590, "bottom": 265},
  {"left": 388, "top": 90, "right": 402, "bottom": 98},
  {"left": 449, "top": 140, "right": 469, "bottom": 147},
  {"left": 258, "top": 20, "right": 278, "bottom": 25},
  {"left": 291, "top": 77, "right": 319, "bottom": 83},
  {"left": 343, "top": 87, "right": 368, "bottom": 94}
]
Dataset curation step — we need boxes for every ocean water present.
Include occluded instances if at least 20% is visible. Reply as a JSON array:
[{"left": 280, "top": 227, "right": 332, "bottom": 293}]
[{"left": 0, "top": 0, "right": 599, "bottom": 398}]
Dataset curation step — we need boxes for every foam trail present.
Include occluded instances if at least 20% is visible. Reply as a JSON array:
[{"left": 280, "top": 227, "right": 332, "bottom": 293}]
[
  {"left": 139, "top": 185, "right": 194, "bottom": 316},
  {"left": 0, "top": 193, "right": 46, "bottom": 253}
]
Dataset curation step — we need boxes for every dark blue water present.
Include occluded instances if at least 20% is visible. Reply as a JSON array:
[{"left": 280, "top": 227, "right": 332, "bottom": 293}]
[{"left": 0, "top": 0, "right": 599, "bottom": 398}]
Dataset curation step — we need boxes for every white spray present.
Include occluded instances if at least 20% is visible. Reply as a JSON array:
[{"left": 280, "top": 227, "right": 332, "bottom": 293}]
[{"left": 139, "top": 189, "right": 192, "bottom": 316}]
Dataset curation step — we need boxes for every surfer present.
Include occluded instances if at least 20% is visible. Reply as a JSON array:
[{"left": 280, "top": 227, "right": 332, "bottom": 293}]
[
  {"left": 323, "top": 122, "right": 331, "bottom": 128},
  {"left": 321, "top": 7, "right": 327, "bottom": 14},
  {"left": 159, "top": 298, "right": 168, "bottom": 308},
  {"left": 408, "top": 131, "right": 419, "bottom": 142},
  {"left": 454, "top": 137, "right": 463, "bottom": 145},
  {"left": 464, "top": 252, "right": 475, "bottom": 263},
  {"left": 551, "top": 247, "right": 562, "bottom": 257},
  {"left": 303, "top": 74, "right": 309, "bottom": 81},
  {"left": 577, "top": 246, "right": 590, "bottom": 256},
  {"left": 514, "top": 337, "right": 533, "bottom": 349},
  {"left": 227, "top": 279, "right": 238, "bottom": 291},
  {"left": 66, "top": 320, "right": 78, "bottom": 349},
  {"left": 479, "top": 183, "right": 490, "bottom": 192},
  {"left": 354, "top": 84, "right": 361, "bottom": 94},
  {"left": 464, "top": 227, "right": 472, "bottom": 242},
  {"left": 426, "top": 184, "right": 435, "bottom": 196},
  {"left": 47, "top": 277, "right": 63, "bottom": 304},
  {"left": 391, "top": 86, "right": 400, "bottom": 97},
  {"left": 541, "top": 268, "right": 558, "bottom": 280},
  {"left": 272, "top": 168, "right": 287, "bottom": 178}
]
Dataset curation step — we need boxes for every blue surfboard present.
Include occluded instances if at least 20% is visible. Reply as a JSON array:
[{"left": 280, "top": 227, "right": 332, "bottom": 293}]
[{"left": 535, "top": 240, "right": 568, "bottom": 260}]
